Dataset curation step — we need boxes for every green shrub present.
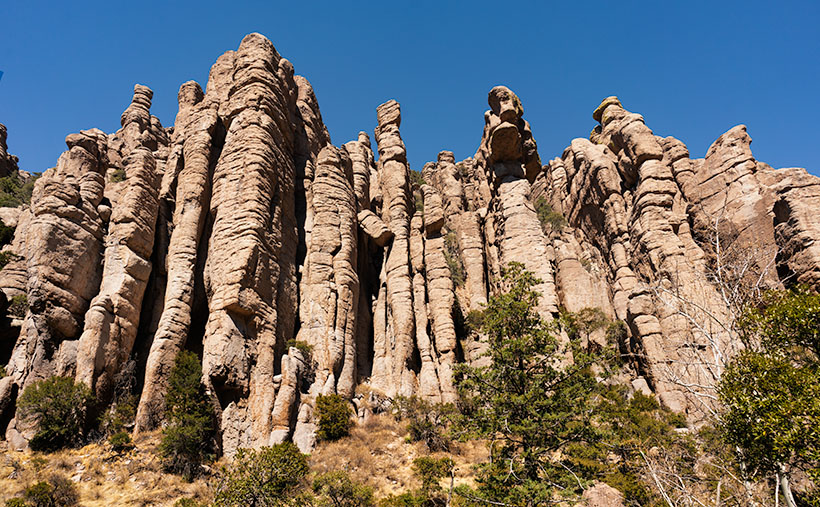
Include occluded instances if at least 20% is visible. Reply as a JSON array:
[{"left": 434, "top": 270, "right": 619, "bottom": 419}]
[
  {"left": 0, "top": 251, "right": 20, "bottom": 270},
  {"left": 413, "top": 189, "right": 424, "bottom": 214},
  {"left": 378, "top": 491, "right": 426, "bottom": 507},
  {"left": 213, "top": 442, "right": 309, "bottom": 506},
  {"left": 316, "top": 393, "right": 353, "bottom": 441},
  {"left": 109, "top": 168, "right": 126, "bottom": 183},
  {"left": 286, "top": 339, "right": 313, "bottom": 362},
  {"left": 443, "top": 231, "right": 465, "bottom": 288},
  {"left": 391, "top": 396, "right": 454, "bottom": 452},
  {"left": 412, "top": 456, "right": 454, "bottom": 497},
  {"left": 0, "top": 174, "right": 37, "bottom": 208},
  {"left": 560, "top": 307, "right": 611, "bottom": 354},
  {"left": 159, "top": 350, "right": 215, "bottom": 480},
  {"left": 22, "top": 474, "right": 78, "bottom": 507},
  {"left": 100, "top": 394, "right": 136, "bottom": 435},
  {"left": 30, "top": 455, "right": 48, "bottom": 471},
  {"left": 8, "top": 294, "right": 27, "bottom": 318},
  {"left": 534, "top": 197, "right": 567, "bottom": 233},
  {"left": 409, "top": 170, "right": 425, "bottom": 189},
  {"left": 109, "top": 431, "right": 134, "bottom": 453},
  {"left": 0, "top": 219, "right": 15, "bottom": 247},
  {"left": 174, "top": 498, "right": 205, "bottom": 507},
  {"left": 313, "top": 471, "right": 375, "bottom": 507},
  {"left": 4, "top": 498, "right": 28, "bottom": 507},
  {"left": 17, "top": 376, "right": 94, "bottom": 451},
  {"left": 464, "top": 309, "right": 484, "bottom": 335}
]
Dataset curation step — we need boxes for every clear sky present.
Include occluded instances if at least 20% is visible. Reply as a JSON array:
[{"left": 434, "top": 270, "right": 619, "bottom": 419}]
[{"left": 1, "top": 1, "right": 818, "bottom": 176}]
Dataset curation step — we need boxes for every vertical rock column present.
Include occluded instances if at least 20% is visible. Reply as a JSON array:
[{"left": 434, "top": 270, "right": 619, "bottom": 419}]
[
  {"left": 371, "top": 100, "right": 417, "bottom": 397},
  {"left": 0, "top": 124, "right": 19, "bottom": 177},
  {"left": 75, "top": 85, "right": 162, "bottom": 402},
  {"left": 1, "top": 129, "right": 109, "bottom": 439},
  {"left": 200, "top": 34, "right": 298, "bottom": 452},
  {"left": 135, "top": 82, "right": 219, "bottom": 432},
  {"left": 347, "top": 133, "right": 386, "bottom": 382},
  {"left": 296, "top": 145, "right": 359, "bottom": 397},
  {"left": 420, "top": 185, "right": 458, "bottom": 402},
  {"left": 475, "top": 87, "right": 558, "bottom": 320},
  {"left": 410, "top": 213, "right": 441, "bottom": 402},
  {"left": 424, "top": 152, "right": 488, "bottom": 311}
]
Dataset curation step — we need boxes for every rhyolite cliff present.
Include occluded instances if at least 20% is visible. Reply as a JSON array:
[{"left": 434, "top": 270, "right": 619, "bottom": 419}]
[{"left": 1, "top": 33, "right": 818, "bottom": 455}]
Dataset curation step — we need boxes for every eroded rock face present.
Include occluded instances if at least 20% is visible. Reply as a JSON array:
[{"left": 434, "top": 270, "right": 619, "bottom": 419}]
[
  {"left": 296, "top": 145, "right": 359, "bottom": 399},
  {"left": 475, "top": 86, "right": 557, "bottom": 321},
  {"left": 2, "top": 33, "right": 819, "bottom": 452},
  {"left": 369, "top": 100, "right": 418, "bottom": 399},
  {"left": 0, "top": 124, "right": 19, "bottom": 177},
  {"left": 76, "top": 85, "right": 163, "bottom": 403}
]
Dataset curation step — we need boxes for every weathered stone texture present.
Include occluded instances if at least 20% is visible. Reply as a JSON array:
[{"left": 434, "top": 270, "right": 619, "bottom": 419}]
[
  {"left": 0, "top": 124, "right": 19, "bottom": 177},
  {"left": 3, "top": 33, "right": 820, "bottom": 453}
]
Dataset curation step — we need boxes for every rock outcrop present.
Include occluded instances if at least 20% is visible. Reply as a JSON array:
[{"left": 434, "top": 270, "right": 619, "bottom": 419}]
[
  {"left": 0, "top": 124, "right": 19, "bottom": 177},
  {"left": 1, "top": 33, "right": 819, "bottom": 454}
]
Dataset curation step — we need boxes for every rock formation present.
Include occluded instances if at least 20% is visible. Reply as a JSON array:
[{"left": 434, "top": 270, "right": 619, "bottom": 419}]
[
  {"left": 1, "top": 32, "right": 819, "bottom": 454},
  {"left": 0, "top": 124, "right": 19, "bottom": 177}
]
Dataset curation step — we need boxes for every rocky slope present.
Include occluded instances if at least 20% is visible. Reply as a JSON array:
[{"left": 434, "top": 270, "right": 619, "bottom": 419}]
[{"left": 1, "top": 33, "right": 818, "bottom": 455}]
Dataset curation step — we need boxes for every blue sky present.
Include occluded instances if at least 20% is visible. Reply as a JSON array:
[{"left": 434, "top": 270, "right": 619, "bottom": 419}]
[{"left": 1, "top": 1, "right": 818, "bottom": 175}]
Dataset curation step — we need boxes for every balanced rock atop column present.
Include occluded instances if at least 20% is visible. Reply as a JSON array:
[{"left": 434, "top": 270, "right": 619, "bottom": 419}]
[
  {"left": 475, "top": 86, "right": 558, "bottom": 321},
  {"left": 3, "top": 32, "right": 820, "bottom": 455}
]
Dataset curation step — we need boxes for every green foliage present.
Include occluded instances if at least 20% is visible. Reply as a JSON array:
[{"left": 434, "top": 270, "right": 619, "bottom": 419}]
[
  {"left": 4, "top": 498, "right": 28, "bottom": 507},
  {"left": 412, "top": 456, "right": 454, "bottom": 497},
  {"left": 100, "top": 394, "right": 137, "bottom": 435},
  {"left": 534, "top": 197, "right": 567, "bottom": 233},
  {"left": 606, "top": 321, "right": 628, "bottom": 346},
  {"left": 739, "top": 285, "right": 820, "bottom": 355},
  {"left": 174, "top": 499, "right": 205, "bottom": 507},
  {"left": 720, "top": 286, "right": 820, "bottom": 485},
  {"left": 160, "top": 350, "right": 215, "bottom": 480},
  {"left": 286, "top": 340, "right": 313, "bottom": 362},
  {"left": 0, "top": 219, "right": 15, "bottom": 247},
  {"left": 213, "top": 442, "right": 309, "bottom": 506},
  {"left": 109, "top": 430, "right": 134, "bottom": 453},
  {"left": 312, "top": 471, "right": 375, "bottom": 507},
  {"left": 453, "top": 262, "right": 610, "bottom": 504},
  {"left": 9, "top": 293, "right": 27, "bottom": 317},
  {"left": 443, "top": 232, "right": 464, "bottom": 288},
  {"left": 719, "top": 350, "right": 820, "bottom": 480},
  {"left": 0, "top": 365, "right": 6, "bottom": 378},
  {"left": 29, "top": 455, "right": 48, "bottom": 471},
  {"left": 0, "top": 174, "right": 37, "bottom": 208},
  {"left": 463, "top": 310, "right": 484, "bottom": 336},
  {"left": 21, "top": 474, "right": 78, "bottom": 507},
  {"left": 17, "top": 376, "right": 94, "bottom": 451},
  {"left": 409, "top": 170, "right": 426, "bottom": 189},
  {"left": 379, "top": 491, "right": 427, "bottom": 507},
  {"left": 109, "top": 168, "right": 126, "bottom": 183},
  {"left": 380, "top": 458, "right": 453, "bottom": 507},
  {"left": 560, "top": 307, "right": 610, "bottom": 353},
  {"left": 316, "top": 393, "right": 353, "bottom": 441},
  {"left": 391, "top": 396, "right": 454, "bottom": 451},
  {"left": 413, "top": 190, "right": 424, "bottom": 214},
  {"left": 0, "top": 250, "right": 21, "bottom": 270}
]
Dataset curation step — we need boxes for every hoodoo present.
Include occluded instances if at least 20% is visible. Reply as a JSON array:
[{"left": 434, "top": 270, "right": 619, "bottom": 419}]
[{"left": 1, "top": 33, "right": 819, "bottom": 456}]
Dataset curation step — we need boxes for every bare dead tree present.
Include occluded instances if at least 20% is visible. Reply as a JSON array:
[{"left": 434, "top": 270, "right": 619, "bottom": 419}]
[{"left": 641, "top": 200, "right": 783, "bottom": 506}]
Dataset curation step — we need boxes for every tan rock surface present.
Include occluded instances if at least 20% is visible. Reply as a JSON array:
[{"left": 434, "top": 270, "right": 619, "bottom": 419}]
[
  {"left": 0, "top": 124, "right": 19, "bottom": 177},
  {"left": 3, "top": 34, "right": 820, "bottom": 453},
  {"left": 370, "top": 100, "right": 417, "bottom": 398}
]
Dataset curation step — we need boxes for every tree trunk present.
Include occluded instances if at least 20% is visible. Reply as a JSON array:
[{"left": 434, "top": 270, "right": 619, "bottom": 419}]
[{"left": 779, "top": 464, "right": 798, "bottom": 507}]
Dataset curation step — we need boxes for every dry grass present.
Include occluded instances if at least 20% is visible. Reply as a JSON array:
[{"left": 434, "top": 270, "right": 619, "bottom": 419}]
[
  {"left": 310, "top": 413, "right": 488, "bottom": 499},
  {"left": 0, "top": 415, "right": 489, "bottom": 505},
  {"left": 0, "top": 431, "right": 215, "bottom": 506}
]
